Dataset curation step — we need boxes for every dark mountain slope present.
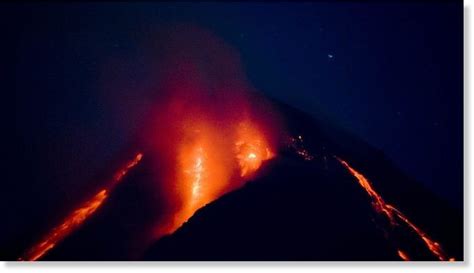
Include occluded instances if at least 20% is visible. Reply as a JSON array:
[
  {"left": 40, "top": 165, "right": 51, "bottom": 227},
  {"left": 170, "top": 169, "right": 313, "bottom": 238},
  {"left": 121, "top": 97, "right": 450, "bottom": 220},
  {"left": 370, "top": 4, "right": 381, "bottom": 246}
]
[
  {"left": 272, "top": 100, "right": 463, "bottom": 259},
  {"left": 145, "top": 157, "right": 399, "bottom": 261}
]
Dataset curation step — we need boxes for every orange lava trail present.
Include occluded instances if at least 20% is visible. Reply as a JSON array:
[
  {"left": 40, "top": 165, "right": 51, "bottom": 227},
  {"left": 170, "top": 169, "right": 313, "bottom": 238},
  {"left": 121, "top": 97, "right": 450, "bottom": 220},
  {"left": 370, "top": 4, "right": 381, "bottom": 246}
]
[
  {"left": 335, "top": 157, "right": 452, "bottom": 261},
  {"left": 19, "top": 152, "right": 143, "bottom": 261},
  {"left": 387, "top": 204, "right": 449, "bottom": 261},
  {"left": 336, "top": 157, "right": 396, "bottom": 224},
  {"left": 397, "top": 249, "right": 410, "bottom": 261}
]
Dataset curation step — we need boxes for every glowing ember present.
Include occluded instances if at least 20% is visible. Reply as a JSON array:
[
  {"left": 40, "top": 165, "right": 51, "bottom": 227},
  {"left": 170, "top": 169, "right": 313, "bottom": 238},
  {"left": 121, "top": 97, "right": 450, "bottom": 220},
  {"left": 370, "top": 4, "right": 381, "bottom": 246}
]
[
  {"left": 288, "top": 136, "right": 314, "bottom": 161},
  {"left": 19, "top": 152, "right": 143, "bottom": 261},
  {"left": 336, "top": 157, "right": 453, "bottom": 261},
  {"left": 397, "top": 249, "right": 410, "bottom": 261}
]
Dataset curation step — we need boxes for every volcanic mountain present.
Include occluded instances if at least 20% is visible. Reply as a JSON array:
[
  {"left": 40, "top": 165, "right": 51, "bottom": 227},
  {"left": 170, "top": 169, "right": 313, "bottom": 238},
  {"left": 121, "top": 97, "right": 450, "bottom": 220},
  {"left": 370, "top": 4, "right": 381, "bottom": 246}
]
[
  {"left": 142, "top": 100, "right": 463, "bottom": 261},
  {"left": 25, "top": 99, "right": 462, "bottom": 261}
]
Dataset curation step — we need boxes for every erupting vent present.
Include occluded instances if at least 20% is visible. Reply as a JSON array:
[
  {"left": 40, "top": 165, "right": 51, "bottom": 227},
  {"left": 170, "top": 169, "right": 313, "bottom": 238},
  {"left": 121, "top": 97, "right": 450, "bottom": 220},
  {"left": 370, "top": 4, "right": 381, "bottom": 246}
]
[
  {"left": 235, "top": 121, "right": 275, "bottom": 177},
  {"left": 164, "top": 118, "right": 276, "bottom": 236}
]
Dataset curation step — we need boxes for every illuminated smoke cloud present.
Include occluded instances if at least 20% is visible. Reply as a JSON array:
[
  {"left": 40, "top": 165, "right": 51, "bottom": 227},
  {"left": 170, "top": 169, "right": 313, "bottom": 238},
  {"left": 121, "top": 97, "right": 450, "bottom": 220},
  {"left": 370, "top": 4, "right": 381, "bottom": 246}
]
[{"left": 137, "top": 25, "right": 284, "bottom": 238}]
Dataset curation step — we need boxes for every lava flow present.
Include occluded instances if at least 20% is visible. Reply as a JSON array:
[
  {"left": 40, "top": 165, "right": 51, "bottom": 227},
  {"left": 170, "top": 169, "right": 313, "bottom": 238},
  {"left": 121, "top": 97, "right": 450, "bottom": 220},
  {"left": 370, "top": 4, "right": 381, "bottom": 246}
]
[
  {"left": 336, "top": 157, "right": 452, "bottom": 261},
  {"left": 287, "top": 136, "right": 453, "bottom": 261},
  {"left": 19, "top": 152, "right": 143, "bottom": 261},
  {"left": 335, "top": 157, "right": 396, "bottom": 225},
  {"left": 397, "top": 249, "right": 410, "bottom": 261}
]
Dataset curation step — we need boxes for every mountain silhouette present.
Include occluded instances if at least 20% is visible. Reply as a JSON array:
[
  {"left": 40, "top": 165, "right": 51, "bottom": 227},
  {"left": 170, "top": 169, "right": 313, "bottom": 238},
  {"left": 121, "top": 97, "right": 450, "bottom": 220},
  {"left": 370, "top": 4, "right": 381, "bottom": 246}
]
[{"left": 21, "top": 99, "right": 462, "bottom": 261}]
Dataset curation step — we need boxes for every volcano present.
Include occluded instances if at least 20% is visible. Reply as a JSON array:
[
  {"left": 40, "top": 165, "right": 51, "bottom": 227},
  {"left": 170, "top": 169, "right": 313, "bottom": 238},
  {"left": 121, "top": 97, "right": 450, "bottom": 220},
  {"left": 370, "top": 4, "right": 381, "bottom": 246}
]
[
  {"left": 10, "top": 24, "right": 462, "bottom": 262},
  {"left": 21, "top": 99, "right": 462, "bottom": 261}
]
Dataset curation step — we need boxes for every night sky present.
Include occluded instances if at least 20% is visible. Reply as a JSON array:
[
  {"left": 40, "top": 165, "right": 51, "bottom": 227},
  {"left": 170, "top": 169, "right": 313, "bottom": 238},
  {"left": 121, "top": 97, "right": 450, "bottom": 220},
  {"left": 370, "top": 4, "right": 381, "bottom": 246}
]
[{"left": 5, "top": 1, "right": 463, "bottom": 252}]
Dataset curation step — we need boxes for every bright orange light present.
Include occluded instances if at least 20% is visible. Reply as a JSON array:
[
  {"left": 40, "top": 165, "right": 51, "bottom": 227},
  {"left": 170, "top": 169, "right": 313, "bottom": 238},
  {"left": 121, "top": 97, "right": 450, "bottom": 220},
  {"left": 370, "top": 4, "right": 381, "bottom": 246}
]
[
  {"left": 19, "top": 190, "right": 108, "bottom": 261},
  {"left": 178, "top": 141, "right": 211, "bottom": 222},
  {"left": 19, "top": 152, "right": 143, "bottom": 261},
  {"left": 235, "top": 121, "right": 274, "bottom": 177},
  {"left": 159, "top": 119, "right": 275, "bottom": 236},
  {"left": 397, "top": 249, "right": 410, "bottom": 261},
  {"left": 165, "top": 123, "right": 231, "bottom": 235},
  {"left": 112, "top": 153, "right": 143, "bottom": 184}
]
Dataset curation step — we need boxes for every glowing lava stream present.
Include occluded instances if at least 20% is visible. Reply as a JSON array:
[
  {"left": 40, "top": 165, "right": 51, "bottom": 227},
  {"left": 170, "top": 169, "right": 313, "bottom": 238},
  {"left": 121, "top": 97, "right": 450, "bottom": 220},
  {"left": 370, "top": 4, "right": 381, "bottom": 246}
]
[
  {"left": 397, "top": 250, "right": 410, "bottom": 261},
  {"left": 335, "top": 157, "right": 452, "bottom": 261},
  {"left": 19, "top": 152, "right": 143, "bottom": 261},
  {"left": 287, "top": 136, "right": 453, "bottom": 261}
]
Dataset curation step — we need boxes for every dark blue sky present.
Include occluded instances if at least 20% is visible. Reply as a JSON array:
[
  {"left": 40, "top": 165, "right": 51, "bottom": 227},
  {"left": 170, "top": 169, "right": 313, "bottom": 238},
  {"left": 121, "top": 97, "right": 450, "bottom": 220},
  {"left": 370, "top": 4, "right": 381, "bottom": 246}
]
[{"left": 9, "top": 1, "right": 462, "bottom": 211}]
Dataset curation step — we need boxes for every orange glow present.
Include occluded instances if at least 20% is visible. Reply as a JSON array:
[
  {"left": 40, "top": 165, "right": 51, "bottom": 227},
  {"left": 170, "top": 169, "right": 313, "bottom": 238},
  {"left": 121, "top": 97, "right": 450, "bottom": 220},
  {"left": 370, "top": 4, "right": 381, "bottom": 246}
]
[
  {"left": 155, "top": 118, "right": 276, "bottom": 237},
  {"left": 397, "top": 249, "right": 410, "bottom": 261},
  {"left": 174, "top": 134, "right": 216, "bottom": 229},
  {"left": 235, "top": 121, "right": 274, "bottom": 177},
  {"left": 141, "top": 26, "right": 282, "bottom": 239},
  {"left": 19, "top": 190, "right": 108, "bottom": 261},
  {"left": 336, "top": 157, "right": 452, "bottom": 261},
  {"left": 19, "top": 152, "right": 143, "bottom": 261}
]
